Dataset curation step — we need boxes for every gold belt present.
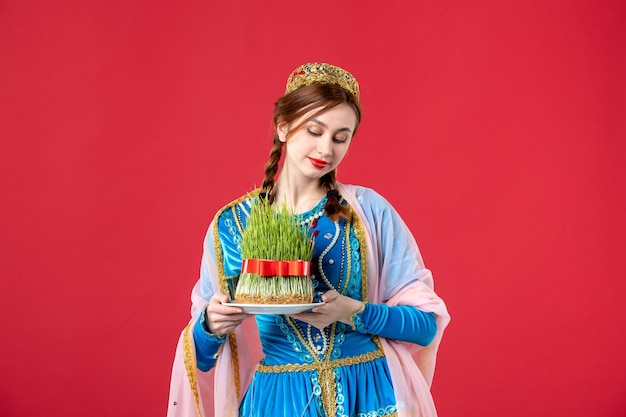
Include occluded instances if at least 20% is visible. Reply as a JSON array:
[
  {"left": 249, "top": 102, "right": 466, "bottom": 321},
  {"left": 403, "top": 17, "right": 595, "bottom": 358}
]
[{"left": 255, "top": 348, "right": 385, "bottom": 417}]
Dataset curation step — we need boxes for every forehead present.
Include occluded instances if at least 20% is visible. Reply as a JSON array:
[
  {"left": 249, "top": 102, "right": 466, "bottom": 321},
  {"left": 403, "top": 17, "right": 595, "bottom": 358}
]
[{"left": 300, "top": 103, "right": 358, "bottom": 128}]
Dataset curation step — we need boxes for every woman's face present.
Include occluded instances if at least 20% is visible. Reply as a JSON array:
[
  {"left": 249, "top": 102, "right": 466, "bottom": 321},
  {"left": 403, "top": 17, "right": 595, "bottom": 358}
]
[{"left": 278, "top": 103, "right": 357, "bottom": 184}]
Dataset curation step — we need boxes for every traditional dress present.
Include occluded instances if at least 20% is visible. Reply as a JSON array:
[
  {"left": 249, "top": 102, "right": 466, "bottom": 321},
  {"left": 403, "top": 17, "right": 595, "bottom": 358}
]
[{"left": 168, "top": 183, "right": 450, "bottom": 417}]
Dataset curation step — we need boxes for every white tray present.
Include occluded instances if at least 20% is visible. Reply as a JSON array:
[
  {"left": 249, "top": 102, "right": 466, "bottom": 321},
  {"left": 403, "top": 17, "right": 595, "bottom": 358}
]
[{"left": 228, "top": 302, "right": 324, "bottom": 314}]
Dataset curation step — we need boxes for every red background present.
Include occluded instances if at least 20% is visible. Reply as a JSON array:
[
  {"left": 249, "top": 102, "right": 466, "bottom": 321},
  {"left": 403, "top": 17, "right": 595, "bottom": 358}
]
[{"left": 1, "top": 1, "right": 625, "bottom": 416}]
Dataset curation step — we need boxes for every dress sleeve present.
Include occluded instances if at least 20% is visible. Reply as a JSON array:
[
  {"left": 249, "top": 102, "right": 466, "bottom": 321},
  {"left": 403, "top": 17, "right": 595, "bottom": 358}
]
[
  {"left": 193, "top": 205, "right": 247, "bottom": 371},
  {"left": 193, "top": 306, "right": 227, "bottom": 371},
  {"left": 353, "top": 303, "right": 438, "bottom": 346}
]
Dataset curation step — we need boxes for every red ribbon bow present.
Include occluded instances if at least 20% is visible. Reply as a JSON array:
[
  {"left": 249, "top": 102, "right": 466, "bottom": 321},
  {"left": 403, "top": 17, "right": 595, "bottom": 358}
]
[{"left": 241, "top": 259, "right": 311, "bottom": 277}]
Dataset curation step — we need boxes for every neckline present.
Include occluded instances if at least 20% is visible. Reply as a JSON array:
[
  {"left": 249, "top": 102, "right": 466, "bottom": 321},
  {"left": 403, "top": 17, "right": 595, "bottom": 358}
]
[
  {"left": 297, "top": 196, "right": 328, "bottom": 217},
  {"left": 297, "top": 196, "right": 328, "bottom": 227}
]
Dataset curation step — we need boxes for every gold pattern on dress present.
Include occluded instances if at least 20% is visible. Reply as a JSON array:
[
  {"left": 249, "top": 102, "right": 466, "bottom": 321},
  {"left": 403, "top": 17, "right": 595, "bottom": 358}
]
[
  {"left": 255, "top": 348, "right": 385, "bottom": 373},
  {"left": 373, "top": 334, "right": 385, "bottom": 353},
  {"left": 322, "top": 325, "right": 339, "bottom": 417},
  {"left": 230, "top": 205, "right": 245, "bottom": 236},
  {"left": 257, "top": 321, "right": 385, "bottom": 417},
  {"left": 319, "top": 361, "right": 336, "bottom": 417},
  {"left": 183, "top": 323, "right": 203, "bottom": 417},
  {"left": 210, "top": 190, "right": 260, "bottom": 401},
  {"left": 284, "top": 315, "right": 340, "bottom": 416},
  {"left": 285, "top": 316, "right": 328, "bottom": 358}
]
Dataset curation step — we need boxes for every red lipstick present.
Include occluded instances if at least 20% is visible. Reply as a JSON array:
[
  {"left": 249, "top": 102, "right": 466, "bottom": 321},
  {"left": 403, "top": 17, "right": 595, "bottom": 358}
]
[{"left": 309, "top": 157, "right": 328, "bottom": 169}]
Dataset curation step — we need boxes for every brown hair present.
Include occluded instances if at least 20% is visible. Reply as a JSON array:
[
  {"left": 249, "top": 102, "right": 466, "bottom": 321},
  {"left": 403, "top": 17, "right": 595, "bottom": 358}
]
[{"left": 261, "top": 83, "right": 362, "bottom": 221}]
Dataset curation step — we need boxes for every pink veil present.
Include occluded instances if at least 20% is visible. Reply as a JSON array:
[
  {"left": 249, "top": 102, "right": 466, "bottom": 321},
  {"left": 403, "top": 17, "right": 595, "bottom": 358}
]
[{"left": 337, "top": 183, "right": 450, "bottom": 417}]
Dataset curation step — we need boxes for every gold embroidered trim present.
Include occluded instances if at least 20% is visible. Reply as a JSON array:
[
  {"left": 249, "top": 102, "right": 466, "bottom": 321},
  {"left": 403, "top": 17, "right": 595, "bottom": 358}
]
[
  {"left": 211, "top": 190, "right": 260, "bottom": 400},
  {"left": 320, "top": 361, "right": 336, "bottom": 416},
  {"left": 256, "top": 345, "right": 385, "bottom": 416},
  {"left": 231, "top": 205, "right": 245, "bottom": 236},
  {"left": 322, "top": 325, "right": 338, "bottom": 416},
  {"left": 212, "top": 191, "right": 259, "bottom": 296},
  {"left": 285, "top": 318, "right": 311, "bottom": 357},
  {"left": 282, "top": 319, "right": 339, "bottom": 416},
  {"left": 255, "top": 349, "right": 385, "bottom": 374},
  {"left": 182, "top": 323, "right": 203, "bottom": 417},
  {"left": 257, "top": 346, "right": 394, "bottom": 417}
]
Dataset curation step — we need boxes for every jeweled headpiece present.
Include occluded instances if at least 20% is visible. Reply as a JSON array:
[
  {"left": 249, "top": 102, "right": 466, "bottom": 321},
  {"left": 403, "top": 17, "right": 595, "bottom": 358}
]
[{"left": 285, "top": 62, "right": 360, "bottom": 100}]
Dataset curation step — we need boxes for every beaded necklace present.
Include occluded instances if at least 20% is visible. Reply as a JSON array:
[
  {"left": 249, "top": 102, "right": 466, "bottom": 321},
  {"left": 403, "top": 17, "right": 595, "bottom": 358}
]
[{"left": 298, "top": 198, "right": 326, "bottom": 227}]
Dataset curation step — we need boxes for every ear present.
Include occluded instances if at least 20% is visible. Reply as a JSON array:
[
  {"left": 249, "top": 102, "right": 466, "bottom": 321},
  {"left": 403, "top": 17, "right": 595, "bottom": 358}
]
[{"left": 277, "top": 120, "right": 289, "bottom": 143}]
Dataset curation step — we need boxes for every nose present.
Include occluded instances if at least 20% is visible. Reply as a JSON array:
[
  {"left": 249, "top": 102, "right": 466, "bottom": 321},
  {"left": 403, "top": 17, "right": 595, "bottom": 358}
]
[{"left": 316, "top": 135, "right": 332, "bottom": 156}]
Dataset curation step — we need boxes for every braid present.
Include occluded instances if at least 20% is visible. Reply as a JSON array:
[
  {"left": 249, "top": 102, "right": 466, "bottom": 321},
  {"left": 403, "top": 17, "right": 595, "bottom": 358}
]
[
  {"left": 267, "top": 82, "right": 361, "bottom": 212},
  {"left": 320, "top": 170, "right": 350, "bottom": 221},
  {"left": 261, "top": 135, "right": 283, "bottom": 203}
]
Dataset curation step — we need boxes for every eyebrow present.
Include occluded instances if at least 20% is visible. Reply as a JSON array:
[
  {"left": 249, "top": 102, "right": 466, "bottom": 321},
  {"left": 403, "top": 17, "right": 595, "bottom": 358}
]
[{"left": 311, "top": 119, "right": 353, "bottom": 134}]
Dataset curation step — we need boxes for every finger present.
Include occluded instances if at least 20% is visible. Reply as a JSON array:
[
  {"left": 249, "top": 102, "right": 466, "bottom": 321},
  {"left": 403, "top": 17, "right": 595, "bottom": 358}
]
[
  {"left": 290, "top": 312, "right": 321, "bottom": 327},
  {"left": 321, "top": 290, "right": 339, "bottom": 302},
  {"left": 223, "top": 312, "right": 251, "bottom": 322},
  {"left": 213, "top": 291, "right": 231, "bottom": 304},
  {"left": 211, "top": 305, "right": 246, "bottom": 316},
  {"left": 210, "top": 295, "right": 244, "bottom": 314},
  {"left": 210, "top": 314, "right": 251, "bottom": 334},
  {"left": 291, "top": 313, "right": 331, "bottom": 330},
  {"left": 291, "top": 312, "right": 314, "bottom": 320},
  {"left": 212, "top": 311, "right": 250, "bottom": 321}
]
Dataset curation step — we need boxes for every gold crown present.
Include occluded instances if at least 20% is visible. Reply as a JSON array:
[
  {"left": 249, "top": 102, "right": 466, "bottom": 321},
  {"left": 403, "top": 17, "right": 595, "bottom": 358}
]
[{"left": 285, "top": 62, "right": 360, "bottom": 99}]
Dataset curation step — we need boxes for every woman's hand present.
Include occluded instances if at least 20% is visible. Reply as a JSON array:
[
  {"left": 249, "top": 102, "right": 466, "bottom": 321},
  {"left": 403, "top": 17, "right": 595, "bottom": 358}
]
[
  {"left": 205, "top": 291, "right": 251, "bottom": 336},
  {"left": 292, "top": 290, "right": 363, "bottom": 330}
]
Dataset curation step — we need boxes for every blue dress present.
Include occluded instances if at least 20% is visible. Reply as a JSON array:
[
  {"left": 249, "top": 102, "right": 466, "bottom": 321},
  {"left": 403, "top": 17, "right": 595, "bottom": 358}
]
[{"left": 193, "top": 196, "right": 436, "bottom": 417}]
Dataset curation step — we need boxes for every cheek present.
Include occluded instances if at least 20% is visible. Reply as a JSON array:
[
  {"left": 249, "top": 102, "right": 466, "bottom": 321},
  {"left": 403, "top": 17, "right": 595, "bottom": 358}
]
[
  {"left": 284, "top": 136, "right": 309, "bottom": 154},
  {"left": 333, "top": 146, "right": 350, "bottom": 164},
  {"left": 339, "top": 142, "right": 352, "bottom": 156}
]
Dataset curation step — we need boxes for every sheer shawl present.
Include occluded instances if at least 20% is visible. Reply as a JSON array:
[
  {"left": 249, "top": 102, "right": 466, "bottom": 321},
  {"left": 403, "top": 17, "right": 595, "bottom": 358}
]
[
  {"left": 167, "top": 184, "right": 450, "bottom": 417},
  {"left": 339, "top": 184, "right": 450, "bottom": 416}
]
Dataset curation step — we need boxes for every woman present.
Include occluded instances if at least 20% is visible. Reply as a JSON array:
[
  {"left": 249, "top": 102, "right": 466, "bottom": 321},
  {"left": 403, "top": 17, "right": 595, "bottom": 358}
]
[{"left": 168, "top": 62, "right": 450, "bottom": 417}]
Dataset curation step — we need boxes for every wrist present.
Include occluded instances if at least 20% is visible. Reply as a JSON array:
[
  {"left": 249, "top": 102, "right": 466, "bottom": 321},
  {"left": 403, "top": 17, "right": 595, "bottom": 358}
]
[
  {"left": 350, "top": 302, "right": 366, "bottom": 330},
  {"left": 201, "top": 305, "right": 226, "bottom": 339}
]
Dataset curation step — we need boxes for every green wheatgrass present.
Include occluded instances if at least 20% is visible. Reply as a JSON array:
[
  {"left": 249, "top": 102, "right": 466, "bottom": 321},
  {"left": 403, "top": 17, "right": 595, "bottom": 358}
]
[{"left": 234, "top": 198, "right": 315, "bottom": 304}]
